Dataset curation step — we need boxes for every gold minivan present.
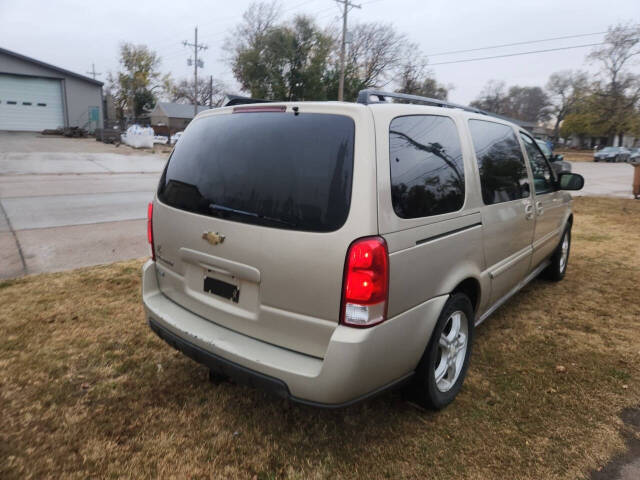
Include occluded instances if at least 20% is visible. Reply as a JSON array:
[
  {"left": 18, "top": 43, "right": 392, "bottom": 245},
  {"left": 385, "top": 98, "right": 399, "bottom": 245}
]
[{"left": 142, "top": 90, "right": 584, "bottom": 409}]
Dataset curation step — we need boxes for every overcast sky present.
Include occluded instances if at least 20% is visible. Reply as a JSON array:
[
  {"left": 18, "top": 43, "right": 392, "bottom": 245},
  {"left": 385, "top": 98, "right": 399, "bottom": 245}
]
[{"left": 1, "top": 0, "right": 638, "bottom": 104}]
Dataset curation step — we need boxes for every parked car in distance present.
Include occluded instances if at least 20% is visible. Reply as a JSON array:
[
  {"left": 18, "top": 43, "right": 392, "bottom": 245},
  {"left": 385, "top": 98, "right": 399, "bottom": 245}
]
[
  {"left": 629, "top": 148, "right": 640, "bottom": 162},
  {"left": 593, "top": 146, "right": 631, "bottom": 162},
  {"left": 142, "top": 90, "right": 584, "bottom": 409},
  {"left": 535, "top": 139, "right": 571, "bottom": 173}
]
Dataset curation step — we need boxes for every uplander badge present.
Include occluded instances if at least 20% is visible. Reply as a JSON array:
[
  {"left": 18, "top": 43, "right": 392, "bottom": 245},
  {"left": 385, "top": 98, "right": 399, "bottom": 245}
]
[{"left": 202, "top": 232, "right": 225, "bottom": 245}]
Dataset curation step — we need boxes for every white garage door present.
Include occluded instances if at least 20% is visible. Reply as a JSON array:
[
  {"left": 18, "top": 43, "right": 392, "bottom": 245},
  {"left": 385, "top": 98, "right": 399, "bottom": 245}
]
[{"left": 0, "top": 74, "right": 65, "bottom": 131}]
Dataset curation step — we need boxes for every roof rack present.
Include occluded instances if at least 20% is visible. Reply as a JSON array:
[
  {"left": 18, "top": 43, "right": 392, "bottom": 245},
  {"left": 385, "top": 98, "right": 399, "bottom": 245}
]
[{"left": 356, "top": 89, "right": 489, "bottom": 116}]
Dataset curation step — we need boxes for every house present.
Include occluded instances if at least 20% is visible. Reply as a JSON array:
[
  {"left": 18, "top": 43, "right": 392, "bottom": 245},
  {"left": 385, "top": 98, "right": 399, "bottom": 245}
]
[
  {"left": 565, "top": 133, "right": 638, "bottom": 149},
  {"left": 150, "top": 102, "right": 209, "bottom": 136},
  {"left": 531, "top": 126, "right": 554, "bottom": 142},
  {"left": 0, "top": 47, "right": 103, "bottom": 132}
]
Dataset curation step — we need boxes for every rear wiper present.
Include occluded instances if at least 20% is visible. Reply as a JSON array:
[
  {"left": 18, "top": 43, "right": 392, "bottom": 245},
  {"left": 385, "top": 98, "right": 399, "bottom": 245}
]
[
  {"left": 209, "top": 204, "right": 258, "bottom": 218},
  {"left": 208, "top": 204, "right": 299, "bottom": 228}
]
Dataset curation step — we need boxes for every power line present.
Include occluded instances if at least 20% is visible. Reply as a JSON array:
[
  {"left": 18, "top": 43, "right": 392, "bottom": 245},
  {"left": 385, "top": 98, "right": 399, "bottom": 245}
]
[
  {"left": 425, "top": 31, "right": 608, "bottom": 57},
  {"left": 428, "top": 42, "right": 605, "bottom": 66}
]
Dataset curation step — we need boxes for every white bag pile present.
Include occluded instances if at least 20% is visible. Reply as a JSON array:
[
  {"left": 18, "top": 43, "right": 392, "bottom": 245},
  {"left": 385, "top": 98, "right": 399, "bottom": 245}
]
[{"left": 122, "top": 125, "right": 155, "bottom": 149}]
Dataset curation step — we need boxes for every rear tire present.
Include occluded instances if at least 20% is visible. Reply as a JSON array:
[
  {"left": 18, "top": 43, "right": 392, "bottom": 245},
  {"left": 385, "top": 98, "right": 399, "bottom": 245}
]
[
  {"left": 542, "top": 226, "right": 571, "bottom": 281},
  {"left": 411, "top": 293, "right": 474, "bottom": 410}
]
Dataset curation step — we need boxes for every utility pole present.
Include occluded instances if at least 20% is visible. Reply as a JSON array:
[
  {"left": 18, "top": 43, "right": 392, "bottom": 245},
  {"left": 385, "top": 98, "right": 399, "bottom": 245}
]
[
  {"left": 336, "top": 0, "right": 360, "bottom": 102},
  {"left": 86, "top": 63, "right": 101, "bottom": 80},
  {"left": 183, "top": 26, "right": 208, "bottom": 117}
]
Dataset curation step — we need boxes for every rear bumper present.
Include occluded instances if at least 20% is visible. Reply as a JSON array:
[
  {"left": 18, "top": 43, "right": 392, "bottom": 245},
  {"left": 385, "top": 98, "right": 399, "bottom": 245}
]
[{"left": 142, "top": 260, "right": 447, "bottom": 406}]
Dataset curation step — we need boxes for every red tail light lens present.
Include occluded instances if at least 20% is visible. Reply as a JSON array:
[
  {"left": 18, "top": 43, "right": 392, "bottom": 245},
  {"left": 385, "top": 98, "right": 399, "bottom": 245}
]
[
  {"left": 340, "top": 236, "right": 389, "bottom": 328},
  {"left": 147, "top": 202, "right": 155, "bottom": 261}
]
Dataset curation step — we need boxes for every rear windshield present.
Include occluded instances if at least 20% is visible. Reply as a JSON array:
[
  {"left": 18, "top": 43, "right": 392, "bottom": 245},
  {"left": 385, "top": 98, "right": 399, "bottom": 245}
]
[{"left": 158, "top": 111, "right": 355, "bottom": 232}]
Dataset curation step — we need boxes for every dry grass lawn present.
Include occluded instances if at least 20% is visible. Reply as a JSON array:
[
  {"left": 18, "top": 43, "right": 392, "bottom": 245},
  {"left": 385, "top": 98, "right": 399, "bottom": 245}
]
[{"left": 1, "top": 197, "right": 639, "bottom": 479}]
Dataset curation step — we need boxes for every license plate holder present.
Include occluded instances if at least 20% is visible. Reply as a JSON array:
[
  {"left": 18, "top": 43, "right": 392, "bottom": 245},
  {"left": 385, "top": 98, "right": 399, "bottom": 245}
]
[{"left": 204, "top": 276, "right": 239, "bottom": 303}]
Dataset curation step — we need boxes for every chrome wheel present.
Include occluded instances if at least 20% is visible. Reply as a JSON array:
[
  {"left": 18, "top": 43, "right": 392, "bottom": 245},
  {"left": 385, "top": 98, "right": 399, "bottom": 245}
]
[
  {"left": 434, "top": 310, "right": 468, "bottom": 393},
  {"left": 559, "top": 232, "right": 569, "bottom": 273}
]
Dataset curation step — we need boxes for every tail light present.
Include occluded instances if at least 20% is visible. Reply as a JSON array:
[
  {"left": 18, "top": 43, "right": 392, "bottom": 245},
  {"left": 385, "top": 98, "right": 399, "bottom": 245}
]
[
  {"left": 340, "top": 236, "right": 389, "bottom": 328},
  {"left": 147, "top": 202, "right": 155, "bottom": 261}
]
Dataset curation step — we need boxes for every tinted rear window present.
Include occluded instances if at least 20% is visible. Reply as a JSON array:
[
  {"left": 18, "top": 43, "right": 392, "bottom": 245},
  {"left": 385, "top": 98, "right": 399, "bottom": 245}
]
[{"left": 158, "top": 112, "right": 355, "bottom": 232}]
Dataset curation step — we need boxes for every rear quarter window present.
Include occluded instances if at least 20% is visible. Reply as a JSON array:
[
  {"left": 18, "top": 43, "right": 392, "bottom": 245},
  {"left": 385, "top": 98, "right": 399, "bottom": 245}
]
[
  {"left": 158, "top": 111, "right": 355, "bottom": 232},
  {"left": 389, "top": 115, "right": 465, "bottom": 219}
]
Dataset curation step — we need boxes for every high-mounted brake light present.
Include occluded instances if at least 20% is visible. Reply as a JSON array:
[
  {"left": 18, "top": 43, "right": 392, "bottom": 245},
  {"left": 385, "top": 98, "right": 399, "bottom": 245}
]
[
  {"left": 232, "top": 105, "right": 287, "bottom": 113},
  {"left": 340, "top": 236, "right": 389, "bottom": 328},
  {"left": 147, "top": 202, "right": 155, "bottom": 261}
]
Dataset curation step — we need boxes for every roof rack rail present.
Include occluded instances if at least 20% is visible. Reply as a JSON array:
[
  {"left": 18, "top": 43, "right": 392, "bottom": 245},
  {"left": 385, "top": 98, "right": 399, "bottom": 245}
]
[{"left": 356, "top": 89, "right": 489, "bottom": 116}]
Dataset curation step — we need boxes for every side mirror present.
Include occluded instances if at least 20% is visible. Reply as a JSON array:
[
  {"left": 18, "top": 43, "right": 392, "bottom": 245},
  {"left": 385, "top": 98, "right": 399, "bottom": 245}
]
[
  {"left": 552, "top": 154, "right": 564, "bottom": 162},
  {"left": 559, "top": 172, "right": 584, "bottom": 191}
]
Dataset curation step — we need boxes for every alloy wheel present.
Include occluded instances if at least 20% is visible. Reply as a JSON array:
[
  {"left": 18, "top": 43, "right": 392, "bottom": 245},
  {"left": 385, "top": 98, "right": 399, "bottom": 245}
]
[
  {"left": 559, "top": 231, "right": 569, "bottom": 273},
  {"left": 434, "top": 310, "right": 468, "bottom": 393}
]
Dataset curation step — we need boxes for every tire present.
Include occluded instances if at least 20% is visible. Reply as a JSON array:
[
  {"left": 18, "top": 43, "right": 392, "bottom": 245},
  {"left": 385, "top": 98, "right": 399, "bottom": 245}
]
[
  {"left": 411, "top": 293, "right": 474, "bottom": 409},
  {"left": 542, "top": 225, "right": 571, "bottom": 281}
]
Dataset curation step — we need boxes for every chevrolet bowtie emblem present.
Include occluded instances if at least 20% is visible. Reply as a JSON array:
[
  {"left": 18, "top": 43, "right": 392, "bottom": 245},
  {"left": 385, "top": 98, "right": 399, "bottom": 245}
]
[{"left": 202, "top": 232, "right": 225, "bottom": 245}]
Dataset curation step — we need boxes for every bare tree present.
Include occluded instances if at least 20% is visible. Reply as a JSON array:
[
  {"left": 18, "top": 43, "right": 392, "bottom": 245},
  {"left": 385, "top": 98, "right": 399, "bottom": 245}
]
[
  {"left": 546, "top": 70, "right": 589, "bottom": 141},
  {"left": 588, "top": 23, "right": 640, "bottom": 88},
  {"left": 470, "top": 80, "right": 508, "bottom": 113},
  {"left": 505, "top": 86, "right": 552, "bottom": 123},
  {"left": 167, "top": 77, "right": 226, "bottom": 106},
  {"left": 225, "top": 1, "right": 283, "bottom": 97},
  {"left": 323, "top": 22, "right": 411, "bottom": 100},
  {"left": 396, "top": 56, "right": 450, "bottom": 100},
  {"left": 587, "top": 23, "right": 640, "bottom": 144},
  {"left": 344, "top": 22, "right": 408, "bottom": 90},
  {"left": 471, "top": 81, "right": 551, "bottom": 123},
  {"left": 227, "top": 1, "right": 281, "bottom": 51}
]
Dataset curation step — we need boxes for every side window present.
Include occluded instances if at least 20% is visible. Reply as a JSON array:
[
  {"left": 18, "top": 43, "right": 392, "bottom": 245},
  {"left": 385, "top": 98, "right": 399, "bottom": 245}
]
[
  {"left": 520, "top": 133, "right": 556, "bottom": 195},
  {"left": 389, "top": 115, "right": 465, "bottom": 219},
  {"left": 468, "top": 120, "right": 530, "bottom": 205}
]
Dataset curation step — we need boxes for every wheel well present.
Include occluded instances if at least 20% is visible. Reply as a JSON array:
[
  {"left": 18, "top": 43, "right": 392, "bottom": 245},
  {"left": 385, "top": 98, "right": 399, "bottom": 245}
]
[{"left": 451, "top": 278, "right": 481, "bottom": 313}]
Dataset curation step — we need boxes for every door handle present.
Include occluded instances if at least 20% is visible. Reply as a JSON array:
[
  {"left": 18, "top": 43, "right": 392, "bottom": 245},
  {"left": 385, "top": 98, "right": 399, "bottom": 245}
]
[
  {"left": 524, "top": 203, "right": 534, "bottom": 220},
  {"left": 536, "top": 201, "right": 544, "bottom": 216}
]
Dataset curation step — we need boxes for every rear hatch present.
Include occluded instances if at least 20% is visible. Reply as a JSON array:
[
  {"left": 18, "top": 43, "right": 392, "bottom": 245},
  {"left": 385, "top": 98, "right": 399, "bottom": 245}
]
[{"left": 152, "top": 104, "right": 377, "bottom": 358}]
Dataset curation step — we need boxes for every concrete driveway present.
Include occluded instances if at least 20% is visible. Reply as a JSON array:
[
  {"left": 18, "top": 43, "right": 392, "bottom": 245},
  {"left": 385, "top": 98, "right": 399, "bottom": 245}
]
[
  {"left": 1, "top": 132, "right": 167, "bottom": 279},
  {"left": 570, "top": 162, "right": 635, "bottom": 198}
]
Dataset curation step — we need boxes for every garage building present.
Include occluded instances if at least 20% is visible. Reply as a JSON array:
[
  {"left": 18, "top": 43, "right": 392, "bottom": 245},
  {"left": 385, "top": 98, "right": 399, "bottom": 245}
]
[{"left": 0, "top": 47, "right": 103, "bottom": 132}]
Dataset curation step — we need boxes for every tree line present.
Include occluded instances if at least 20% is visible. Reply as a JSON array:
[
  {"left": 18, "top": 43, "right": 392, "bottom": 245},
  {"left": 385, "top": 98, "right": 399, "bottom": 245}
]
[
  {"left": 107, "top": 2, "right": 639, "bottom": 146},
  {"left": 471, "top": 24, "right": 640, "bottom": 145}
]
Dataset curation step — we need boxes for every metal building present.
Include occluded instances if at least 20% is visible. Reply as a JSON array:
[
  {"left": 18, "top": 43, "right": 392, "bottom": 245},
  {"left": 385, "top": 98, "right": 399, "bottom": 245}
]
[{"left": 0, "top": 47, "right": 103, "bottom": 132}]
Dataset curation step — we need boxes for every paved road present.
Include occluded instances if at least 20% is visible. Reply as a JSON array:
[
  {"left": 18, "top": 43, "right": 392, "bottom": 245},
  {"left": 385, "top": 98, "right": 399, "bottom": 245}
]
[
  {"left": 1, "top": 133, "right": 167, "bottom": 279},
  {"left": 1, "top": 133, "right": 637, "bottom": 279},
  {"left": 570, "top": 162, "right": 635, "bottom": 198}
]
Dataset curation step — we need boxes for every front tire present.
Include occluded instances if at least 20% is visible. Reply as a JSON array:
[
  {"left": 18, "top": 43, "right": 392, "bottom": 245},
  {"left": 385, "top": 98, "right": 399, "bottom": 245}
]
[
  {"left": 543, "top": 226, "right": 571, "bottom": 281},
  {"left": 411, "top": 293, "right": 474, "bottom": 409}
]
